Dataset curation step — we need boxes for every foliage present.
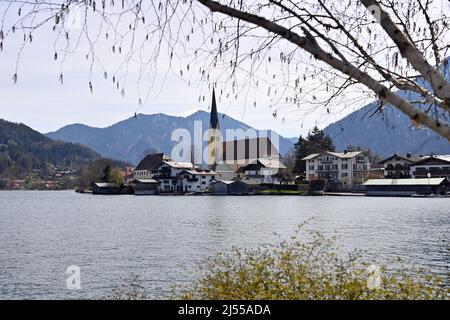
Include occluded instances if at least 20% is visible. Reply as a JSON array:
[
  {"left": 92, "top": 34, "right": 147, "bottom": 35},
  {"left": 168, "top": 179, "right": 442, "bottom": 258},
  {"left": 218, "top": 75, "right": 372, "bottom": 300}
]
[
  {"left": 80, "top": 158, "right": 125, "bottom": 188},
  {"left": 294, "top": 126, "right": 335, "bottom": 174},
  {"left": 0, "top": 119, "right": 99, "bottom": 181},
  {"left": 178, "top": 229, "right": 448, "bottom": 300}
]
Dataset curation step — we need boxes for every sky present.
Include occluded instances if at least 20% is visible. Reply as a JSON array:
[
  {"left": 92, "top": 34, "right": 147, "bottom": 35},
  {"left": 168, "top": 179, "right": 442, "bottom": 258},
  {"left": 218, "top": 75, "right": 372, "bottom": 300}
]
[{"left": 0, "top": 2, "right": 374, "bottom": 138}]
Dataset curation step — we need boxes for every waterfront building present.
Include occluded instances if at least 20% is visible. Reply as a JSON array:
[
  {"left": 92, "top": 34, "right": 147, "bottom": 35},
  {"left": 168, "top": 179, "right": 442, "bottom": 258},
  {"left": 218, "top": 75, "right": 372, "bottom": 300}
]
[
  {"left": 134, "top": 179, "right": 159, "bottom": 195},
  {"left": 302, "top": 150, "right": 370, "bottom": 184},
  {"left": 153, "top": 161, "right": 195, "bottom": 192},
  {"left": 92, "top": 182, "right": 129, "bottom": 195},
  {"left": 364, "top": 178, "right": 449, "bottom": 196},
  {"left": 378, "top": 153, "right": 421, "bottom": 179},
  {"left": 237, "top": 157, "right": 287, "bottom": 184},
  {"left": 411, "top": 155, "right": 450, "bottom": 179},
  {"left": 209, "top": 180, "right": 256, "bottom": 195},
  {"left": 133, "top": 153, "right": 169, "bottom": 180},
  {"left": 378, "top": 153, "right": 450, "bottom": 179},
  {"left": 179, "top": 169, "right": 219, "bottom": 192}
]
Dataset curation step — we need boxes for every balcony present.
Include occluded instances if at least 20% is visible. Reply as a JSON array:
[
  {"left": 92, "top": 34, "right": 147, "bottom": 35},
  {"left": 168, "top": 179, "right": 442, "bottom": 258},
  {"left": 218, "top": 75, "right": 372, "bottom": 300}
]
[
  {"left": 316, "top": 167, "right": 338, "bottom": 172},
  {"left": 386, "top": 165, "right": 410, "bottom": 171}
]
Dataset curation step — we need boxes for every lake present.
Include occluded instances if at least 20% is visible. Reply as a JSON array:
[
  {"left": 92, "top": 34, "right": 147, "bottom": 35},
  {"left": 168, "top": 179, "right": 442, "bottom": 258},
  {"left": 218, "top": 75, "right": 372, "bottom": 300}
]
[{"left": 0, "top": 191, "right": 448, "bottom": 299}]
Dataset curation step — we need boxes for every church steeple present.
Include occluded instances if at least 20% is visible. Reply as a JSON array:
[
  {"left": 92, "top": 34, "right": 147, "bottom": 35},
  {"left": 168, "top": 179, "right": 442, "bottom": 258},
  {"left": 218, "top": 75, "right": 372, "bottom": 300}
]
[
  {"left": 207, "top": 88, "right": 221, "bottom": 166},
  {"left": 209, "top": 88, "right": 219, "bottom": 129}
]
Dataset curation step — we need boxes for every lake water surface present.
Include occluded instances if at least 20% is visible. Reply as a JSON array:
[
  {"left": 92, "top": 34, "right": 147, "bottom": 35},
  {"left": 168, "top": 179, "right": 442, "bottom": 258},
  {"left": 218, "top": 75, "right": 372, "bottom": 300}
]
[{"left": 0, "top": 191, "right": 448, "bottom": 299}]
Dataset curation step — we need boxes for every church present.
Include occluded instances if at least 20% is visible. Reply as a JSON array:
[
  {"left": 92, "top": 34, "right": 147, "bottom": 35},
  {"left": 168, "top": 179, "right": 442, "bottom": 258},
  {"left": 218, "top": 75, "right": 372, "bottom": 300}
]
[{"left": 206, "top": 88, "right": 284, "bottom": 179}]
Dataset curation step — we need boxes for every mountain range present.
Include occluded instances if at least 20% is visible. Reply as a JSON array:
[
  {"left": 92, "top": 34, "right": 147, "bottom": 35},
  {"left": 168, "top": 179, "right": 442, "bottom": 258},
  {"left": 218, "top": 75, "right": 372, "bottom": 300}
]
[
  {"left": 0, "top": 119, "right": 100, "bottom": 180},
  {"left": 324, "top": 102, "right": 450, "bottom": 157},
  {"left": 46, "top": 61, "right": 450, "bottom": 163},
  {"left": 324, "top": 60, "right": 450, "bottom": 156},
  {"left": 47, "top": 111, "right": 297, "bottom": 165}
]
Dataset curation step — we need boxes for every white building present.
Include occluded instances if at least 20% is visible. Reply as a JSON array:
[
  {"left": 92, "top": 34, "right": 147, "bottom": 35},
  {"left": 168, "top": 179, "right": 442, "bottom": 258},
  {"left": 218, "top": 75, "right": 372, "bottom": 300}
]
[
  {"left": 238, "top": 157, "right": 287, "bottom": 184},
  {"left": 302, "top": 151, "right": 370, "bottom": 184},
  {"left": 411, "top": 155, "right": 450, "bottom": 179},
  {"left": 378, "top": 153, "right": 421, "bottom": 179},
  {"left": 133, "top": 153, "right": 169, "bottom": 180},
  {"left": 378, "top": 153, "right": 450, "bottom": 179},
  {"left": 179, "top": 169, "right": 219, "bottom": 192},
  {"left": 154, "top": 161, "right": 195, "bottom": 192}
]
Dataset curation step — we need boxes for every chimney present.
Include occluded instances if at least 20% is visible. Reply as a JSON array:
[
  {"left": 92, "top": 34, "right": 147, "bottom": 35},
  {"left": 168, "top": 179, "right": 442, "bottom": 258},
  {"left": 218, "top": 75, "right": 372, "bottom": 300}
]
[
  {"left": 406, "top": 152, "right": 411, "bottom": 158},
  {"left": 344, "top": 149, "right": 348, "bottom": 154}
]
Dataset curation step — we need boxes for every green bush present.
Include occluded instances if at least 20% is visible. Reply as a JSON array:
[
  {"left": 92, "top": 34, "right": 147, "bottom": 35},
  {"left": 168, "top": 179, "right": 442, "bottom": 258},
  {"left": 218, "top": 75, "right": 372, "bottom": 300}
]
[{"left": 178, "top": 229, "right": 448, "bottom": 300}]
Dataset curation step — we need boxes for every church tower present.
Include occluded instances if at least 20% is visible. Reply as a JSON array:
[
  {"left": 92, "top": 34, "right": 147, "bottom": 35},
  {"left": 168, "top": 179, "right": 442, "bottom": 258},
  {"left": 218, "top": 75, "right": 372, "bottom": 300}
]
[{"left": 207, "top": 88, "right": 222, "bottom": 166}]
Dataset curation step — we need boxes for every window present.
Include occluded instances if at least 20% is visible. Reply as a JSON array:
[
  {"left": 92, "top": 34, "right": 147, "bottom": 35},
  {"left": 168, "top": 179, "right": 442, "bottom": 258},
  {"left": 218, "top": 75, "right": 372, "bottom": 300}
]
[
  {"left": 202, "top": 181, "right": 206, "bottom": 185},
  {"left": 342, "top": 164, "right": 348, "bottom": 169},
  {"left": 342, "top": 173, "right": 348, "bottom": 177},
  {"left": 309, "top": 165, "right": 315, "bottom": 170}
]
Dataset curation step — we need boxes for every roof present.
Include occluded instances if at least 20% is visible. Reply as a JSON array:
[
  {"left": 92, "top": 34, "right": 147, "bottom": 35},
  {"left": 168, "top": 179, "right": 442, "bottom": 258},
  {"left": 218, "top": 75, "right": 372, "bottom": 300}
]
[
  {"left": 257, "top": 157, "right": 286, "bottom": 169},
  {"left": 94, "top": 183, "right": 117, "bottom": 188},
  {"left": 364, "top": 178, "right": 447, "bottom": 186},
  {"left": 301, "top": 151, "right": 363, "bottom": 161},
  {"left": 301, "top": 153, "right": 320, "bottom": 161},
  {"left": 413, "top": 155, "right": 450, "bottom": 166},
  {"left": 182, "top": 169, "right": 218, "bottom": 176},
  {"left": 327, "top": 151, "right": 363, "bottom": 159},
  {"left": 212, "top": 180, "right": 235, "bottom": 185},
  {"left": 209, "top": 88, "right": 220, "bottom": 129},
  {"left": 210, "top": 163, "right": 234, "bottom": 172},
  {"left": 135, "top": 179, "right": 159, "bottom": 184},
  {"left": 135, "top": 153, "right": 165, "bottom": 171},
  {"left": 162, "top": 161, "right": 194, "bottom": 169},
  {"left": 378, "top": 154, "right": 422, "bottom": 164}
]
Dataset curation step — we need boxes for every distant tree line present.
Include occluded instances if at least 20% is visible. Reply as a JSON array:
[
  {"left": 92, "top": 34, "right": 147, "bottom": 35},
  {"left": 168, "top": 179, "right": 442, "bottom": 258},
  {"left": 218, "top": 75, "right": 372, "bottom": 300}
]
[{"left": 0, "top": 119, "right": 100, "bottom": 181}]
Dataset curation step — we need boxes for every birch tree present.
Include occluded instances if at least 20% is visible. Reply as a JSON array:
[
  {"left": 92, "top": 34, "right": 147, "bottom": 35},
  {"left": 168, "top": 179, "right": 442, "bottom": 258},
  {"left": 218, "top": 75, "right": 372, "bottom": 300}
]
[{"left": 1, "top": 0, "right": 449, "bottom": 140}]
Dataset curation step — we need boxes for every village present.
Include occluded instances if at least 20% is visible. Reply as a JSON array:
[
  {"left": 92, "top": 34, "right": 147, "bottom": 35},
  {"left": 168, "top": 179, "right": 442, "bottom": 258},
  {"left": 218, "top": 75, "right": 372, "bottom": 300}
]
[{"left": 90, "top": 91, "right": 450, "bottom": 197}]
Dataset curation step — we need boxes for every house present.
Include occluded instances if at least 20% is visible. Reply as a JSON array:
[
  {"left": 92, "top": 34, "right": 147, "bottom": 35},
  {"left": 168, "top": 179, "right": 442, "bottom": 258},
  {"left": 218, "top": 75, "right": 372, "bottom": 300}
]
[
  {"left": 302, "top": 150, "right": 370, "bottom": 184},
  {"left": 237, "top": 157, "right": 287, "bottom": 184},
  {"left": 364, "top": 178, "right": 449, "bottom": 197},
  {"left": 133, "top": 153, "right": 169, "bottom": 180},
  {"left": 179, "top": 169, "right": 219, "bottom": 192},
  {"left": 411, "top": 155, "right": 450, "bottom": 179},
  {"left": 209, "top": 180, "right": 253, "bottom": 195},
  {"left": 92, "top": 183, "right": 120, "bottom": 194},
  {"left": 134, "top": 179, "right": 159, "bottom": 195},
  {"left": 378, "top": 153, "right": 421, "bottom": 179},
  {"left": 153, "top": 161, "right": 195, "bottom": 192}
]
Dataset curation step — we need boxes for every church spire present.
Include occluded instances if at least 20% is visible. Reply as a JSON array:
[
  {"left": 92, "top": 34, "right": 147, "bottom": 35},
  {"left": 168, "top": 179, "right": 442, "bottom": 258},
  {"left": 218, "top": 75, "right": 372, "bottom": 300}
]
[{"left": 209, "top": 88, "right": 219, "bottom": 129}]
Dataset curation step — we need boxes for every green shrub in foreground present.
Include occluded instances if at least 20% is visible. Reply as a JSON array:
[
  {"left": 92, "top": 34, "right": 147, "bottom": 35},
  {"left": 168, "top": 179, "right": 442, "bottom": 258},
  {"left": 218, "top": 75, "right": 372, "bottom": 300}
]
[{"left": 178, "top": 231, "right": 448, "bottom": 300}]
